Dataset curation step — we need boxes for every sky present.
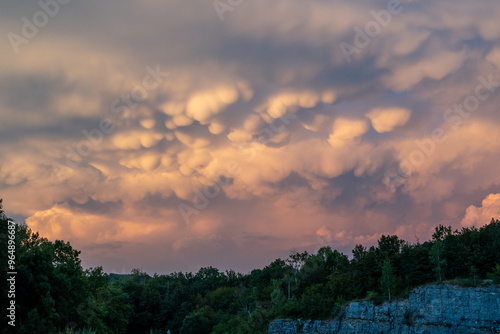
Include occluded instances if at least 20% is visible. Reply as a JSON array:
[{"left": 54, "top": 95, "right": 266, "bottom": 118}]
[{"left": 1, "top": 0, "right": 500, "bottom": 274}]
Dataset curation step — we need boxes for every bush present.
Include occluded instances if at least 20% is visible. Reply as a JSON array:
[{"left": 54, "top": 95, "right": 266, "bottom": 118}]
[
  {"left": 486, "top": 264, "right": 500, "bottom": 284},
  {"left": 365, "top": 291, "right": 383, "bottom": 305}
]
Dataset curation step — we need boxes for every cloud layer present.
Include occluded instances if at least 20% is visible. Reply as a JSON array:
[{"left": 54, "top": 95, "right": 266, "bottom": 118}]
[{"left": 1, "top": 0, "right": 500, "bottom": 273}]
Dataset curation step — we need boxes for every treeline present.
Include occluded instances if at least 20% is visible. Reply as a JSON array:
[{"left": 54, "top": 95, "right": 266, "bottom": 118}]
[{"left": 1, "top": 199, "right": 500, "bottom": 334}]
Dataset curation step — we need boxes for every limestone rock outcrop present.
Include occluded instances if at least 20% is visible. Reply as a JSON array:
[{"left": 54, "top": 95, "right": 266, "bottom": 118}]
[{"left": 268, "top": 283, "right": 500, "bottom": 334}]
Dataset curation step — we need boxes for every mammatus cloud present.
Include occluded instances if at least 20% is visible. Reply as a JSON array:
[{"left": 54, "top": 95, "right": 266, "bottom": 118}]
[
  {"left": 1, "top": 0, "right": 500, "bottom": 273},
  {"left": 385, "top": 51, "right": 466, "bottom": 91},
  {"left": 366, "top": 107, "right": 411, "bottom": 133},
  {"left": 328, "top": 118, "right": 369, "bottom": 147}
]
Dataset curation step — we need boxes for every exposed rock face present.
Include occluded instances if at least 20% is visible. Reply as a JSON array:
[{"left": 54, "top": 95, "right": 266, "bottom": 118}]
[{"left": 268, "top": 283, "right": 500, "bottom": 334}]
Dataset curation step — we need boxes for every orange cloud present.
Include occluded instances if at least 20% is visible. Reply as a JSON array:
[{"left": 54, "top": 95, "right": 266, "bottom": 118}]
[
  {"left": 366, "top": 107, "right": 411, "bottom": 133},
  {"left": 461, "top": 193, "right": 500, "bottom": 227}
]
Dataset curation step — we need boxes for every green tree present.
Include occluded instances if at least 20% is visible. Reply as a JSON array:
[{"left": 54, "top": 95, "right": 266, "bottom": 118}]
[
  {"left": 270, "top": 279, "right": 287, "bottom": 316},
  {"left": 180, "top": 306, "right": 214, "bottom": 334},
  {"left": 206, "top": 286, "right": 238, "bottom": 313},
  {"left": 429, "top": 225, "right": 451, "bottom": 282},
  {"left": 80, "top": 270, "right": 131, "bottom": 334},
  {"left": 429, "top": 240, "right": 446, "bottom": 282},
  {"left": 211, "top": 313, "right": 245, "bottom": 334},
  {"left": 14, "top": 225, "right": 89, "bottom": 333},
  {"left": 286, "top": 251, "right": 309, "bottom": 287},
  {"left": 350, "top": 246, "right": 379, "bottom": 297},
  {"left": 299, "top": 283, "right": 335, "bottom": 319},
  {"left": 468, "top": 265, "right": 479, "bottom": 286},
  {"left": 400, "top": 242, "right": 434, "bottom": 288},
  {"left": 378, "top": 235, "right": 404, "bottom": 259},
  {"left": 379, "top": 259, "right": 397, "bottom": 301}
]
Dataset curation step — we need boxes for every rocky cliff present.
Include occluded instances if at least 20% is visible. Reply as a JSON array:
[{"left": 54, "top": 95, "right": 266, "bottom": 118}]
[{"left": 268, "top": 283, "right": 500, "bottom": 334}]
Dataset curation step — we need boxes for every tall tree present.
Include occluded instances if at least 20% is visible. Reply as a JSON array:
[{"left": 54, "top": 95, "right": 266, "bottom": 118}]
[{"left": 379, "top": 259, "right": 397, "bottom": 301}]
